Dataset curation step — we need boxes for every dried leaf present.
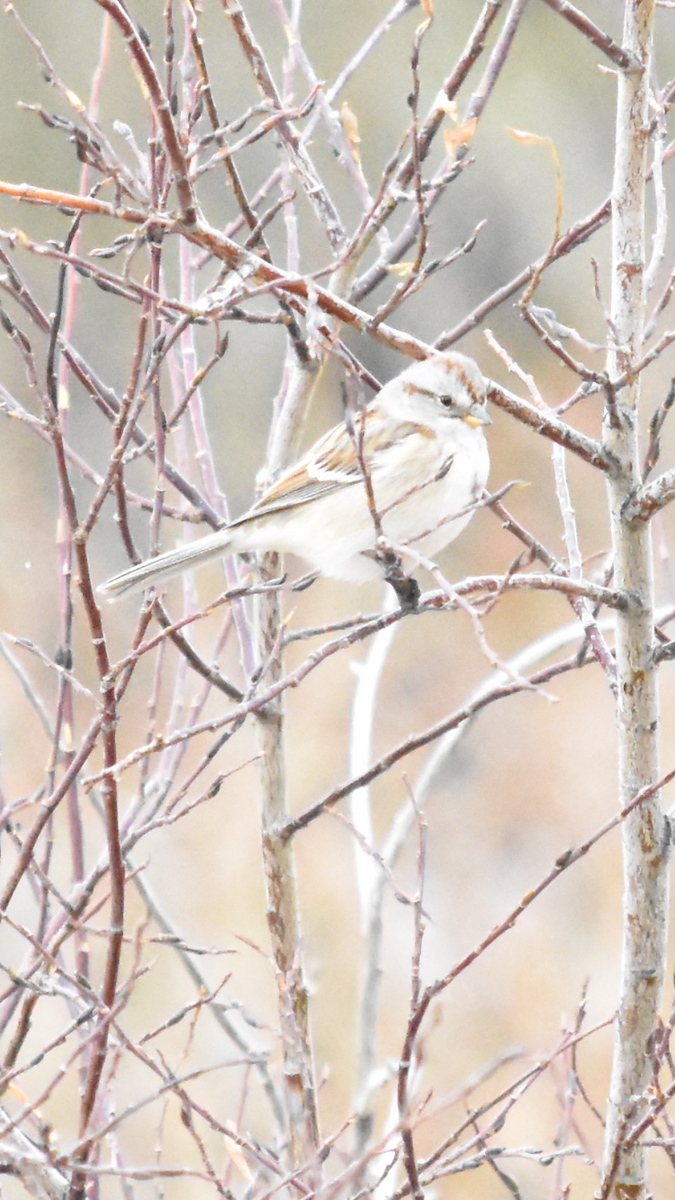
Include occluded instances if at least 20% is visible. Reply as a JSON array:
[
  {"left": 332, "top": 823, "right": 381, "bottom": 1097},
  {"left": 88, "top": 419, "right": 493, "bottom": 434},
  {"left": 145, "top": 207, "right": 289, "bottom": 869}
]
[
  {"left": 443, "top": 116, "right": 478, "bottom": 157},
  {"left": 435, "top": 96, "right": 459, "bottom": 121},
  {"left": 63, "top": 87, "right": 84, "bottom": 113},
  {"left": 385, "top": 261, "right": 415, "bottom": 278},
  {"left": 509, "top": 127, "right": 546, "bottom": 145},
  {"left": 340, "top": 102, "right": 361, "bottom": 166},
  {"left": 223, "top": 1128, "right": 253, "bottom": 1181}
]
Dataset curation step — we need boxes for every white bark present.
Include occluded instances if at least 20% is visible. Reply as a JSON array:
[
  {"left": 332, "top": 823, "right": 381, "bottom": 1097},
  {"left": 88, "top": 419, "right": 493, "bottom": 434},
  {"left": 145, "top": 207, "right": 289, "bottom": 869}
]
[
  {"left": 256, "top": 580, "right": 321, "bottom": 1173},
  {"left": 255, "top": 358, "right": 322, "bottom": 1175},
  {"left": 601, "top": 2, "right": 669, "bottom": 1195}
]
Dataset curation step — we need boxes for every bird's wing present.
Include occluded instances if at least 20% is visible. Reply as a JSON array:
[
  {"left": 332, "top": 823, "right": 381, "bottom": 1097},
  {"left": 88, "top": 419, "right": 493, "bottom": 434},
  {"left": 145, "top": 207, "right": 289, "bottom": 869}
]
[
  {"left": 232, "top": 410, "right": 406, "bottom": 526},
  {"left": 236, "top": 475, "right": 346, "bottom": 522}
]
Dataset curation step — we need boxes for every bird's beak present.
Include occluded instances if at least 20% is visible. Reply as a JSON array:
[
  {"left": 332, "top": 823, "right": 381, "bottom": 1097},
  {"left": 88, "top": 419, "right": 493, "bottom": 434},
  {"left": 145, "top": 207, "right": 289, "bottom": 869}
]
[{"left": 463, "top": 400, "right": 492, "bottom": 427}]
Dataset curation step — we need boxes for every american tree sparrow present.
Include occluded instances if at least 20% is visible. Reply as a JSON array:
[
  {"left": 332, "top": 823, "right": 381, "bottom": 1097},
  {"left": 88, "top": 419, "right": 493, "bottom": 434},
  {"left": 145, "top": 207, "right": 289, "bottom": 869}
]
[{"left": 99, "top": 352, "right": 491, "bottom": 599}]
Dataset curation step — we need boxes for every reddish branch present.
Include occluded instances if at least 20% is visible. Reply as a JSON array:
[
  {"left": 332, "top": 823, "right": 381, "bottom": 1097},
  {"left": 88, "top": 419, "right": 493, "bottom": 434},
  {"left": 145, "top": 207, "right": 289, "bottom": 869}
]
[
  {"left": 396, "top": 767, "right": 675, "bottom": 1197},
  {"left": 83, "top": 556, "right": 631, "bottom": 798},
  {"left": 93, "top": 0, "right": 198, "bottom": 224},
  {"left": 1, "top": 1, "right": 673, "bottom": 1194}
]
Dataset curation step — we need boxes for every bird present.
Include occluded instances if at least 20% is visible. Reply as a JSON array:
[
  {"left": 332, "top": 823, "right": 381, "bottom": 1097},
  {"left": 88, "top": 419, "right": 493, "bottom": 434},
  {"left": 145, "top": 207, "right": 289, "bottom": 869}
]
[{"left": 99, "top": 351, "right": 491, "bottom": 601}]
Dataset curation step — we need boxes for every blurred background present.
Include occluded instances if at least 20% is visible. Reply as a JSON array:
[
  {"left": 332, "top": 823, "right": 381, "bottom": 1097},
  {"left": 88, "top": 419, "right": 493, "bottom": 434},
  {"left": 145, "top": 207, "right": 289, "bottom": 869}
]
[{"left": 1, "top": 2, "right": 675, "bottom": 1197}]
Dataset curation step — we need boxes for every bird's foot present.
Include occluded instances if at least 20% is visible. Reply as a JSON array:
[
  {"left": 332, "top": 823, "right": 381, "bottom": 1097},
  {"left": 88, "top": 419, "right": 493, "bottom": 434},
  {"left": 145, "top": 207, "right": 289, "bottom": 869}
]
[{"left": 373, "top": 540, "right": 420, "bottom": 612}]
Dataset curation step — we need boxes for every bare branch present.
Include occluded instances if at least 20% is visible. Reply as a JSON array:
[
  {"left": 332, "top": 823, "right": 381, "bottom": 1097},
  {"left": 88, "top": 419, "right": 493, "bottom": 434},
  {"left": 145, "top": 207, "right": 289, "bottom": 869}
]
[
  {"left": 622, "top": 467, "right": 675, "bottom": 523},
  {"left": 539, "top": 0, "right": 639, "bottom": 71},
  {"left": 487, "top": 381, "right": 613, "bottom": 471},
  {"left": 601, "top": 3, "right": 669, "bottom": 1194}
]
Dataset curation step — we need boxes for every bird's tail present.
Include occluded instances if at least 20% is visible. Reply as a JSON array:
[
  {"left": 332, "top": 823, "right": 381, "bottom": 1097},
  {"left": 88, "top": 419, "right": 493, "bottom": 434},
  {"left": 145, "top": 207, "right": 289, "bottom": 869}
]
[{"left": 98, "top": 528, "right": 232, "bottom": 599}]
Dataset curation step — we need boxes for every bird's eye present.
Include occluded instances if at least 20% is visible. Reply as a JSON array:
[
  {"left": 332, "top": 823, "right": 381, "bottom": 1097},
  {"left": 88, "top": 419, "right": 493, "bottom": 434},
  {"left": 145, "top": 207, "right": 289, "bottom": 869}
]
[{"left": 438, "top": 394, "right": 455, "bottom": 408}]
